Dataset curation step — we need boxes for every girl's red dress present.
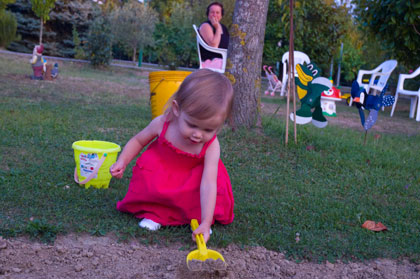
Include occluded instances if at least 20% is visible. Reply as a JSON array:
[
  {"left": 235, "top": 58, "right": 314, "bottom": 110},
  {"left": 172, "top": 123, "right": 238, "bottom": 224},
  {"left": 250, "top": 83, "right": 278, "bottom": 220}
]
[{"left": 116, "top": 121, "right": 234, "bottom": 226}]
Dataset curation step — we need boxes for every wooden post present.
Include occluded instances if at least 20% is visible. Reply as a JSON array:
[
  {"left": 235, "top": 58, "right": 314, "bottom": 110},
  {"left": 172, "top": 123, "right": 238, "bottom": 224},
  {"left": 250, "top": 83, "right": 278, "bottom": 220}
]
[
  {"left": 285, "top": 57, "right": 290, "bottom": 145},
  {"left": 43, "top": 64, "right": 53, "bottom": 81},
  {"left": 292, "top": 46, "right": 297, "bottom": 144},
  {"left": 286, "top": 0, "right": 296, "bottom": 145}
]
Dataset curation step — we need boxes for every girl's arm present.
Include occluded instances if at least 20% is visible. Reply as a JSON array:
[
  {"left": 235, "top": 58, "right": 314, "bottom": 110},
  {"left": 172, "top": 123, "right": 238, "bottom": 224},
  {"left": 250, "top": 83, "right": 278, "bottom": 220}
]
[
  {"left": 192, "top": 137, "right": 220, "bottom": 243},
  {"left": 110, "top": 115, "right": 164, "bottom": 178},
  {"left": 199, "top": 21, "right": 222, "bottom": 48}
]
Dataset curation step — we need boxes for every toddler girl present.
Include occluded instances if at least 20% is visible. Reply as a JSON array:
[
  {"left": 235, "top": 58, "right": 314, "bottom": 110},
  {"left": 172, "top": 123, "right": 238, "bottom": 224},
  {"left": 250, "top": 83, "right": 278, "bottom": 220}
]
[{"left": 110, "top": 69, "right": 234, "bottom": 242}]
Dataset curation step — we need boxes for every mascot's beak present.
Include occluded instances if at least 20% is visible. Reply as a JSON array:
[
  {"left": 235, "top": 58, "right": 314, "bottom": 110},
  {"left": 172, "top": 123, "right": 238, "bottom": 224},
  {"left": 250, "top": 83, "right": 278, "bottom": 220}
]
[{"left": 296, "top": 64, "right": 313, "bottom": 86}]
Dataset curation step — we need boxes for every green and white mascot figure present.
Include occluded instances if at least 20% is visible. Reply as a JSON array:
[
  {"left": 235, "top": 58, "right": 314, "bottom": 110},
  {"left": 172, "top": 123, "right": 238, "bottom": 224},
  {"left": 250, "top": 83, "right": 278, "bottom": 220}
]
[{"left": 290, "top": 62, "right": 332, "bottom": 128}]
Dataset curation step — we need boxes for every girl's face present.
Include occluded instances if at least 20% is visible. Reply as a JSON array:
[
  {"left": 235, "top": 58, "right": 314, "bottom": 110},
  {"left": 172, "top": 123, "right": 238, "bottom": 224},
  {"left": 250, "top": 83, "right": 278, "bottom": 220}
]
[
  {"left": 176, "top": 110, "right": 225, "bottom": 145},
  {"left": 208, "top": 5, "right": 222, "bottom": 22}
]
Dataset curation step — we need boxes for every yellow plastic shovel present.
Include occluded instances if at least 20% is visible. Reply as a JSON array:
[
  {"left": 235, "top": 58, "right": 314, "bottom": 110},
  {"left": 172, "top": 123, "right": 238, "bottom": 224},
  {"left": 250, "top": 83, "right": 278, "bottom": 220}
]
[{"left": 186, "top": 219, "right": 227, "bottom": 271}]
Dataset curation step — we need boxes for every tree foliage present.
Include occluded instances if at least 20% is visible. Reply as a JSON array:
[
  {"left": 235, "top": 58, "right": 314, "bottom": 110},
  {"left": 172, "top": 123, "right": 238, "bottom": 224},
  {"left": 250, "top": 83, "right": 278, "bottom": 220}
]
[
  {"left": 331, "top": 4, "right": 365, "bottom": 84},
  {"left": 7, "top": 0, "right": 98, "bottom": 55},
  {"left": 72, "top": 24, "right": 85, "bottom": 59},
  {"left": 262, "top": 0, "right": 283, "bottom": 71},
  {"left": 30, "top": 0, "right": 56, "bottom": 43},
  {"left": 146, "top": 0, "right": 234, "bottom": 68},
  {"left": 0, "top": 10, "right": 19, "bottom": 48},
  {"left": 0, "top": 0, "right": 15, "bottom": 11},
  {"left": 11, "top": 0, "right": 413, "bottom": 86},
  {"left": 275, "top": 0, "right": 350, "bottom": 75},
  {"left": 352, "top": 0, "right": 420, "bottom": 69},
  {"left": 85, "top": 16, "right": 112, "bottom": 66},
  {"left": 150, "top": 0, "right": 235, "bottom": 25},
  {"left": 109, "top": 1, "right": 157, "bottom": 62},
  {"left": 97, "top": 0, "right": 125, "bottom": 13},
  {"left": 0, "top": 0, "right": 19, "bottom": 48},
  {"left": 30, "top": 0, "right": 55, "bottom": 22},
  {"left": 148, "top": 1, "right": 198, "bottom": 68},
  {"left": 8, "top": 0, "right": 237, "bottom": 65},
  {"left": 7, "top": 0, "right": 38, "bottom": 52},
  {"left": 49, "top": 0, "right": 98, "bottom": 57}
]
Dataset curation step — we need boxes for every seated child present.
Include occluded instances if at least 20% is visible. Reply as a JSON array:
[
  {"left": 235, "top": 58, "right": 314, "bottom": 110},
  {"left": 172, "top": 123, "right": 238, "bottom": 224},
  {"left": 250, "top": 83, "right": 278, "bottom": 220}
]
[{"left": 110, "top": 69, "right": 234, "bottom": 243}]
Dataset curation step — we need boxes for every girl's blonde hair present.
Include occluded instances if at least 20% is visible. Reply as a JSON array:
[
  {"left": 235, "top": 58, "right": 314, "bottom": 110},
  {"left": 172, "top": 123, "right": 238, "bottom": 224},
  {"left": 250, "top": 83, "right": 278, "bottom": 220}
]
[{"left": 165, "top": 69, "right": 233, "bottom": 120}]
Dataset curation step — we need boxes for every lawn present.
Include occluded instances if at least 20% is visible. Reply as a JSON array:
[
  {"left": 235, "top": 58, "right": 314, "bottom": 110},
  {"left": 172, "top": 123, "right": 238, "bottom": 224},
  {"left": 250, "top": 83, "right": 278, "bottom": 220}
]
[{"left": 1, "top": 53, "right": 419, "bottom": 263}]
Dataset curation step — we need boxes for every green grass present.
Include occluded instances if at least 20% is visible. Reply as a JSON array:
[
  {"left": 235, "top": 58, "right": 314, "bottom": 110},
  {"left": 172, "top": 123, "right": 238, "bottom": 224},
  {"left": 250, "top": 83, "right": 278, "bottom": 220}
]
[
  {"left": 1, "top": 53, "right": 420, "bottom": 263},
  {"left": 63, "top": 62, "right": 148, "bottom": 85}
]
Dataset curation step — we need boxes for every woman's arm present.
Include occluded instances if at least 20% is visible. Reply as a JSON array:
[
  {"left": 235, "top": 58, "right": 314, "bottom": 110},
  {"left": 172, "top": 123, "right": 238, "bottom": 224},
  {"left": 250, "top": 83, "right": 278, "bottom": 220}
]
[
  {"left": 199, "top": 21, "right": 222, "bottom": 48},
  {"left": 192, "top": 137, "right": 220, "bottom": 243},
  {"left": 110, "top": 115, "right": 164, "bottom": 178}
]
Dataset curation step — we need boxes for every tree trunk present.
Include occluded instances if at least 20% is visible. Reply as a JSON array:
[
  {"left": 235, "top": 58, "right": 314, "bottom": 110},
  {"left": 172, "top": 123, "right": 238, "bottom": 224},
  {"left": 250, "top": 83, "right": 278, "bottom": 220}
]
[
  {"left": 227, "top": 0, "right": 269, "bottom": 129},
  {"left": 132, "top": 47, "right": 136, "bottom": 63},
  {"left": 39, "top": 19, "right": 43, "bottom": 44}
]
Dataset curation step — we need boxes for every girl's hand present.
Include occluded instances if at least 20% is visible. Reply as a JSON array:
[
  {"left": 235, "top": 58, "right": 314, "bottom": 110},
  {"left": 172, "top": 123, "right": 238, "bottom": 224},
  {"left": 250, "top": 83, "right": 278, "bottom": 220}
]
[
  {"left": 110, "top": 161, "right": 126, "bottom": 179},
  {"left": 192, "top": 223, "right": 211, "bottom": 243}
]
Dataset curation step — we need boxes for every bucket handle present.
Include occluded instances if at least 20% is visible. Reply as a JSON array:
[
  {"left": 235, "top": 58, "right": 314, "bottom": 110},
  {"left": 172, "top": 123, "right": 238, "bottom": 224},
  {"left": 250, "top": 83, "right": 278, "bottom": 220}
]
[
  {"left": 74, "top": 153, "right": 107, "bottom": 185},
  {"left": 149, "top": 78, "right": 165, "bottom": 103}
]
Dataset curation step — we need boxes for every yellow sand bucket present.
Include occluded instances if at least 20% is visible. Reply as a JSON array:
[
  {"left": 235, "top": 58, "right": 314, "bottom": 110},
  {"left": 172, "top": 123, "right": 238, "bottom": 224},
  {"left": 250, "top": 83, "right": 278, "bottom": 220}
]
[
  {"left": 72, "top": 140, "right": 121, "bottom": 189},
  {"left": 149, "top": 71, "right": 192, "bottom": 119}
]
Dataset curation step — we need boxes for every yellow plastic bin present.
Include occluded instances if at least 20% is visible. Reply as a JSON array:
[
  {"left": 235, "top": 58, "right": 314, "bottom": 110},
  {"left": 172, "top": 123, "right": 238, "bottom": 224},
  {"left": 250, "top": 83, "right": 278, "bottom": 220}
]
[
  {"left": 72, "top": 140, "right": 121, "bottom": 189},
  {"left": 149, "top": 71, "right": 192, "bottom": 119}
]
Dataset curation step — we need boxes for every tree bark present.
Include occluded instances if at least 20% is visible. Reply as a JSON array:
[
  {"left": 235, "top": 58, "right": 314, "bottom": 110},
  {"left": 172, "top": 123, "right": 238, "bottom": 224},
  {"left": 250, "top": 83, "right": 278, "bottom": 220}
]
[
  {"left": 133, "top": 47, "right": 136, "bottom": 62},
  {"left": 39, "top": 19, "right": 43, "bottom": 44},
  {"left": 227, "top": 0, "right": 270, "bottom": 129}
]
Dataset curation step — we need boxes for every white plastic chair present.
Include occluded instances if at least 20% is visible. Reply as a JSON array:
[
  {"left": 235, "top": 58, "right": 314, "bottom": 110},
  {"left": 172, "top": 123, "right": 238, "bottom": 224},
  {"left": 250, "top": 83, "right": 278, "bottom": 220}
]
[
  {"left": 193, "top": 24, "right": 227, "bottom": 73},
  {"left": 280, "top": 51, "right": 310, "bottom": 97},
  {"left": 390, "top": 66, "right": 420, "bottom": 121},
  {"left": 349, "top": 60, "right": 398, "bottom": 106}
]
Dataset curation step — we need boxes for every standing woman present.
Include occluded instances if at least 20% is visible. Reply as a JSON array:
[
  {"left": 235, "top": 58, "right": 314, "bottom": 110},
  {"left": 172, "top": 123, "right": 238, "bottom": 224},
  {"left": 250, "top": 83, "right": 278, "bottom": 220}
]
[{"left": 198, "top": 2, "right": 229, "bottom": 69}]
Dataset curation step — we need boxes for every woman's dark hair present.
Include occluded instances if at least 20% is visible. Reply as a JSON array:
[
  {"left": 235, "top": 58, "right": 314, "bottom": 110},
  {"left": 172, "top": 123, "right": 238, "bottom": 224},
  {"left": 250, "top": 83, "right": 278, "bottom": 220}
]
[{"left": 206, "top": 2, "right": 224, "bottom": 16}]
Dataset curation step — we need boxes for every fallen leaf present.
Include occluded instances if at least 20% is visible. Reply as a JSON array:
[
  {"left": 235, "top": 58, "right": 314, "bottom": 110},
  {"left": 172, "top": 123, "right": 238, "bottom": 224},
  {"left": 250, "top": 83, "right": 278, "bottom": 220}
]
[{"left": 362, "top": 220, "right": 387, "bottom": 231}]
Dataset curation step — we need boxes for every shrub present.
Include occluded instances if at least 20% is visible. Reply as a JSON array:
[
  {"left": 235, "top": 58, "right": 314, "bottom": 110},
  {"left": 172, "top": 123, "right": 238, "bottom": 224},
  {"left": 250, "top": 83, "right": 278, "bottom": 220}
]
[
  {"left": 149, "top": 2, "right": 197, "bottom": 69},
  {"left": 0, "top": 10, "right": 20, "bottom": 48},
  {"left": 109, "top": 1, "right": 157, "bottom": 62},
  {"left": 72, "top": 24, "right": 86, "bottom": 60},
  {"left": 85, "top": 16, "right": 112, "bottom": 66}
]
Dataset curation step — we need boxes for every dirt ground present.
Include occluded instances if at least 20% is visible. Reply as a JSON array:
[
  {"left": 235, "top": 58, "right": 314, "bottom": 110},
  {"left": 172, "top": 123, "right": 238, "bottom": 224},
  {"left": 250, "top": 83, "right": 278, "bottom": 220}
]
[{"left": 1, "top": 234, "right": 419, "bottom": 279}]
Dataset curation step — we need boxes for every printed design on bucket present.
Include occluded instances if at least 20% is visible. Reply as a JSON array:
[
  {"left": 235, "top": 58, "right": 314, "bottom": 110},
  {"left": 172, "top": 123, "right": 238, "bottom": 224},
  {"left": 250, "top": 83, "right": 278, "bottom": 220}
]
[{"left": 79, "top": 153, "right": 100, "bottom": 179}]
